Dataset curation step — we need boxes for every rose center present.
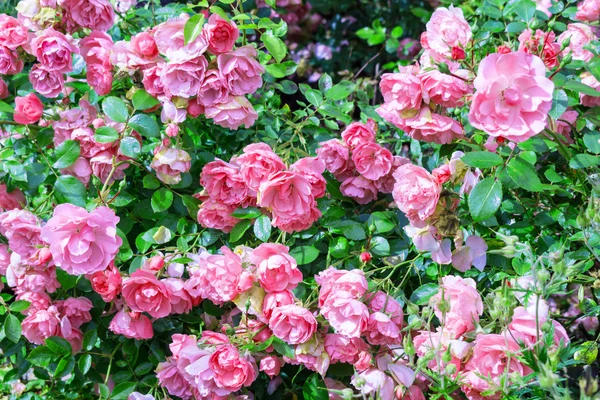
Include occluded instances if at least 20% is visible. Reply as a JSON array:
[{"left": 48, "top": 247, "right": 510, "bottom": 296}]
[{"left": 503, "top": 87, "right": 522, "bottom": 106}]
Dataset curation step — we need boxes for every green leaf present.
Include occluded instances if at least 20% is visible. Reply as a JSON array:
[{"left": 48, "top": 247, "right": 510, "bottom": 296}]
[
  {"left": 549, "top": 89, "right": 568, "bottom": 120},
  {"left": 367, "top": 212, "right": 395, "bottom": 233},
  {"left": 505, "top": 0, "right": 536, "bottom": 21},
  {"left": 143, "top": 174, "right": 161, "bottom": 189},
  {"left": 46, "top": 336, "right": 72, "bottom": 356},
  {"left": 272, "top": 338, "right": 295, "bottom": 358},
  {"left": 54, "top": 356, "right": 75, "bottom": 378},
  {"left": 182, "top": 195, "right": 201, "bottom": 220},
  {"left": 329, "top": 237, "right": 349, "bottom": 259},
  {"left": 9, "top": 300, "right": 30, "bottom": 312},
  {"left": 231, "top": 207, "right": 262, "bottom": 219},
  {"left": 371, "top": 236, "right": 390, "bottom": 256},
  {"left": 4, "top": 314, "right": 21, "bottom": 343},
  {"left": 262, "top": 31, "right": 287, "bottom": 63},
  {"left": 95, "top": 126, "right": 119, "bottom": 143},
  {"left": 111, "top": 382, "right": 137, "bottom": 400},
  {"left": 129, "top": 114, "right": 159, "bottom": 138},
  {"left": 57, "top": 268, "right": 78, "bottom": 289},
  {"left": 119, "top": 137, "right": 141, "bottom": 158},
  {"left": 78, "top": 354, "right": 92, "bottom": 374},
  {"left": 230, "top": 219, "right": 252, "bottom": 243},
  {"left": 151, "top": 188, "right": 173, "bottom": 212},
  {"left": 461, "top": 151, "right": 503, "bottom": 169},
  {"left": 563, "top": 80, "right": 600, "bottom": 97},
  {"left": 27, "top": 346, "right": 57, "bottom": 366},
  {"left": 507, "top": 157, "right": 544, "bottom": 191},
  {"left": 132, "top": 89, "right": 160, "bottom": 110},
  {"left": 52, "top": 140, "right": 80, "bottom": 169},
  {"left": 326, "top": 81, "right": 356, "bottom": 101},
  {"left": 584, "top": 132, "right": 600, "bottom": 154},
  {"left": 341, "top": 221, "right": 366, "bottom": 241},
  {"left": 184, "top": 13, "right": 205, "bottom": 45},
  {"left": 289, "top": 246, "right": 320, "bottom": 265},
  {"left": 265, "top": 61, "right": 298, "bottom": 78},
  {"left": 55, "top": 175, "right": 87, "bottom": 207},
  {"left": 102, "top": 97, "right": 128, "bottom": 123},
  {"left": 82, "top": 330, "right": 98, "bottom": 351},
  {"left": 254, "top": 215, "right": 271, "bottom": 242},
  {"left": 570, "top": 154, "right": 600, "bottom": 169},
  {"left": 303, "top": 374, "right": 329, "bottom": 400},
  {"left": 410, "top": 283, "right": 439, "bottom": 305},
  {"left": 305, "top": 88, "right": 323, "bottom": 107},
  {"left": 468, "top": 177, "right": 503, "bottom": 222},
  {"left": 0, "top": 100, "right": 13, "bottom": 113}
]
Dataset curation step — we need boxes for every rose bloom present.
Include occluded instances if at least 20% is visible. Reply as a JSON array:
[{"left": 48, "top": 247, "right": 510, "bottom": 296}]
[
  {"left": 324, "top": 334, "right": 369, "bottom": 364},
  {"left": 392, "top": 164, "right": 440, "bottom": 226},
  {"left": 367, "top": 291, "right": 404, "bottom": 326},
  {"left": 251, "top": 243, "right": 303, "bottom": 292},
  {"left": 197, "top": 69, "right": 229, "bottom": 107},
  {"left": 468, "top": 52, "right": 554, "bottom": 143},
  {"left": 131, "top": 32, "right": 159, "bottom": 59},
  {"left": 398, "top": 107, "right": 465, "bottom": 144},
  {"left": 61, "top": 0, "right": 115, "bottom": 32},
  {"left": 122, "top": 269, "right": 172, "bottom": 318},
  {"left": 419, "top": 69, "right": 471, "bottom": 108},
  {"left": 142, "top": 64, "right": 166, "bottom": 97},
  {"left": 235, "top": 143, "right": 286, "bottom": 192},
  {"left": 451, "top": 235, "right": 488, "bottom": 272},
  {"left": 316, "top": 267, "right": 368, "bottom": 307},
  {"left": 210, "top": 344, "right": 258, "bottom": 392},
  {"left": 40, "top": 204, "right": 122, "bottom": 275},
  {"left": 29, "top": 64, "right": 64, "bottom": 98},
  {"left": 262, "top": 290, "right": 295, "bottom": 321},
  {"left": 61, "top": 157, "right": 93, "bottom": 186},
  {"left": 14, "top": 94, "right": 44, "bottom": 125},
  {"left": 576, "top": 0, "right": 600, "bottom": 21},
  {"left": 352, "top": 142, "right": 393, "bottom": 180},
  {"left": 269, "top": 304, "right": 317, "bottom": 344},
  {"left": 0, "top": 79, "right": 8, "bottom": 99},
  {"left": 518, "top": 29, "right": 560, "bottom": 68},
  {"left": 162, "top": 278, "right": 193, "bottom": 315},
  {"left": 154, "top": 15, "right": 208, "bottom": 62},
  {"left": 197, "top": 200, "right": 240, "bottom": 233},
  {"left": 507, "top": 306, "right": 569, "bottom": 347},
  {"left": 16, "top": 291, "right": 52, "bottom": 316},
  {"left": 413, "top": 329, "right": 470, "bottom": 374},
  {"left": 108, "top": 309, "right": 153, "bottom": 340},
  {"left": 205, "top": 96, "right": 259, "bottom": 130},
  {"left": 150, "top": 147, "right": 191, "bottom": 185},
  {"left": 218, "top": 45, "right": 265, "bottom": 96},
  {"left": 558, "top": 23, "right": 596, "bottom": 62},
  {"left": 87, "top": 64, "right": 113, "bottom": 96},
  {"left": 431, "top": 275, "right": 483, "bottom": 338},
  {"left": 316, "top": 139, "right": 351, "bottom": 176},
  {"left": 258, "top": 171, "right": 321, "bottom": 233},
  {"left": 321, "top": 292, "right": 370, "bottom": 338},
  {"left": 580, "top": 73, "right": 600, "bottom": 108},
  {"left": 0, "top": 15, "right": 29, "bottom": 50},
  {"left": 290, "top": 157, "right": 327, "bottom": 199},
  {"left": 556, "top": 109, "right": 578, "bottom": 143},
  {"left": 0, "top": 210, "right": 44, "bottom": 258},
  {"left": 351, "top": 368, "right": 395, "bottom": 400},
  {"left": 379, "top": 69, "right": 423, "bottom": 113},
  {"left": 30, "top": 28, "right": 78, "bottom": 73},
  {"left": 22, "top": 305, "right": 61, "bottom": 345},
  {"left": 203, "top": 14, "right": 239, "bottom": 54},
  {"left": 424, "top": 5, "right": 471, "bottom": 57},
  {"left": 89, "top": 261, "right": 122, "bottom": 302},
  {"left": 365, "top": 312, "right": 401, "bottom": 345},
  {"left": 200, "top": 159, "right": 249, "bottom": 206},
  {"left": 0, "top": 184, "right": 25, "bottom": 210},
  {"left": 340, "top": 176, "right": 378, "bottom": 205},
  {"left": 55, "top": 297, "right": 93, "bottom": 328},
  {"left": 260, "top": 355, "right": 283, "bottom": 378},
  {"left": 341, "top": 120, "right": 376, "bottom": 149},
  {"left": 80, "top": 31, "right": 113, "bottom": 67},
  {"left": 0, "top": 46, "right": 23, "bottom": 75},
  {"left": 156, "top": 358, "right": 193, "bottom": 399}
]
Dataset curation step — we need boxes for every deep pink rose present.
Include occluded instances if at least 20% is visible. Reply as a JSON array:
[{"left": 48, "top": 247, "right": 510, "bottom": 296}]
[
  {"left": 340, "top": 176, "right": 378, "bottom": 205},
  {"left": 122, "top": 269, "right": 172, "bottom": 318},
  {"left": 197, "top": 69, "right": 229, "bottom": 107},
  {"left": 40, "top": 204, "right": 122, "bottom": 275},
  {"left": 251, "top": 243, "right": 303, "bottom": 292},
  {"left": 162, "top": 278, "right": 193, "bottom": 315},
  {"left": 268, "top": 304, "right": 317, "bottom": 344},
  {"left": 576, "top": 0, "right": 600, "bottom": 21},
  {"left": 352, "top": 142, "right": 393, "bottom": 180},
  {"left": 0, "top": 15, "right": 29, "bottom": 50},
  {"left": 558, "top": 23, "right": 596, "bottom": 62},
  {"left": 0, "top": 184, "right": 25, "bottom": 210},
  {"left": 56, "top": 297, "right": 93, "bottom": 328},
  {"left": 203, "top": 14, "right": 239, "bottom": 54},
  {"left": 131, "top": 32, "right": 159, "bottom": 58},
  {"left": 341, "top": 120, "right": 377, "bottom": 149},
  {"left": 29, "top": 64, "right": 64, "bottom": 98},
  {"left": 235, "top": 143, "right": 286, "bottom": 192},
  {"left": 316, "top": 139, "right": 352, "bottom": 176},
  {"left": 205, "top": 95, "right": 258, "bottom": 130},
  {"left": 154, "top": 15, "right": 208, "bottom": 62},
  {"left": 420, "top": 69, "right": 471, "bottom": 108},
  {"left": 0, "top": 79, "right": 8, "bottom": 98},
  {"left": 262, "top": 290, "right": 295, "bottom": 321},
  {"left": 0, "top": 47, "right": 23, "bottom": 75},
  {"left": 424, "top": 6, "right": 471, "bottom": 58},
  {"left": 14, "top": 93, "right": 43, "bottom": 125},
  {"left": 150, "top": 147, "right": 191, "bottom": 185},
  {"left": 200, "top": 159, "right": 249, "bottom": 206},
  {"left": 322, "top": 292, "right": 369, "bottom": 338},
  {"left": 324, "top": 334, "right": 369, "bottom": 364},
  {"left": 197, "top": 200, "right": 240, "bottom": 233},
  {"left": 22, "top": 305, "right": 61, "bottom": 345},
  {"left": 210, "top": 344, "right": 258, "bottom": 392},
  {"left": 259, "top": 355, "right": 283, "bottom": 378},
  {"left": 30, "top": 28, "right": 78, "bottom": 73},
  {"left": 431, "top": 275, "right": 483, "bottom": 338},
  {"left": 290, "top": 157, "right": 327, "bottom": 199},
  {"left": 87, "top": 64, "right": 113, "bottom": 96},
  {"left": 62, "top": 0, "right": 115, "bottom": 32},
  {"left": 379, "top": 69, "right": 423, "bottom": 113},
  {"left": 108, "top": 309, "right": 153, "bottom": 340},
  {"left": 218, "top": 45, "right": 265, "bottom": 96},
  {"left": 392, "top": 164, "right": 441, "bottom": 226},
  {"left": 89, "top": 261, "right": 122, "bottom": 302}
]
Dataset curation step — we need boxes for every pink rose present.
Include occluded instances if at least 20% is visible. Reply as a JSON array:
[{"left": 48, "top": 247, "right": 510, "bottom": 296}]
[
  {"left": 518, "top": 29, "right": 560, "bottom": 68},
  {"left": 580, "top": 72, "right": 600, "bottom": 107},
  {"left": 251, "top": 243, "right": 303, "bottom": 292},
  {"left": 324, "top": 334, "right": 369, "bottom": 364},
  {"left": 156, "top": 358, "right": 193, "bottom": 399},
  {"left": 316, "top": 139, "right": 351, "bottom": 176},
  {"left": 534, "top": 0, "right": 552, "bottom": 16},
  {"left": 22, "top": 305, "right": 61, "bottom": 345},
  {"left": 16, "top": 291, "right": 51, "bottom": 316},
  {"left": 203, "top": 14, "right": 239, "bottom": 54},
  {"left": 80, "top": 31, "right": 113, "bottom": 67},
  {"left": 14, "top": 93, "right": 43, "bottom": 125},
  {"left": 258, "top": 171, "right": 321, "bottom": 233},
  {"left": 351, "top": 368, "right": 395, "bottom": 400},
  {"left": 316, "top": 267, "right": 368, "bottom": 307},
  {"left": 197, "top": 200, "right": 240, "bottom": 233},
  {"left": 197, "top": 69, "right": 229, "bottom": 107},
  {"left": 451, "top": 235, "right": 488, "bottom": 272},
  {"left": 162, "top": 278, "right": 193, "bottom": 315},
  {"left": 321, "top": 292, "right": 369, "bottom": 338},
  {"left": 200, "top": 159, "right": 249, "bottom": 206},
  {"left": 558, "top": 23, "right": 596, "bottom": 62},
  {"left": 89, "top": 261, "right": 122, "bottom": 302},
  {"left": 394, "top": 107, "right": 465, "bottom": 144},
  {"left": 374, "top": 156, "right": 410, "bottom": 194},
  {"left": 87, "top": 64, "right": 113, "bottom": 96},
  {"left": 365, "top": 312, "right": 401, "bottom": 345},
  {"left": 424, "top": 6, "right": 471, "bottom": 58},
  {"left": 154, "top": 15, "right": 208, "bottom": 62},
  {"left": 0, "top": 209, "right": 43, "bottom": 258},
  {"left": 262, "top": 290, "right": 295, "bottom": 321},
  {"left": 576, "top": 0, "right": 600, "bottom": 21},
  {"left": 142, "top": 64, "right": 166, "bottom": 97},
  {"left": 290, "top": 157, "right": 327, "bottom": 199},
  {"left": 108, "top": 309, "right": 153, "bottom": 340},
  {"left": 61, "top": 157, "right": 93, "bottom": 186},
  {"left": 0, "top": 79, "right": 8, "bottom": 98},
  {"left": 419, "top": 69, "right": 471, "bottom": 108},
  {"left": 0, "top": 15, "right": 29, "bottom": 50},
  {"left": 341, "top": 120, "right": 376, "bottom": 149},
  {"left": 71, "top": 127, "right": 112, "bottom": 158},
  {"left": 30, "top": 28, "right": 78, "bottom": 73},
  {"left": 0, "top": 184, "right": 25, "bottom": 210},
  {"left": 469, "top": 52, "right": 554, "bottom": 142},
  {"left": 268, "top": 304, "right": 317, "bottom": 344},
  {"left": 431, "top": 275, "right": 483, "bottom": 338},
  {"left": 62, "top": 0, "right": 115, "bottom": 32},
  {"left": 150, "top": 147, "right": 191, "bottom": 185},
  {"left": 507, "top": 306, "right": 569, "bottom": 347},
  {"left": 161, "top": 57, "right": 208, "bottom": 99},
  {"left": 392, "top": 164, "right": 441, "bottom": 226},
  {"left": 0, "top": 47, "right": 23, "bottom": 75},
  {"left": 40, "top": 204, "right": 122, "bottom": 275},
  {"left": 260, "top": 355, "right": 283, "bottom": 378},
  {"left": 122, "top": 269, "right": 172, "bottom": 318},
  {"left": 340, "top": 176, "right": 378, "bottom": 205},
  {"left": 413, "top": 329, "right": 469, "bottom": 373},
  {"left": 29, "top": 64, "right": 64, "bottom": 98},
  {"left": 205, "top": 95, "right": 259, "bottom": 130},
  {"left": 556, "top": 109, "right": 578, "bottom": 143},
  {"left": 218, "top": 45, "right": 265, "bottom": 96},
  {"left": 210, "top": 344, "right": 258, "bottom": 392},
  {"left": 379, "top": 69, "right": 423, "bottom": 113},
  {"left": 235, "top": 143, "right": 286, "bottom": 192},
  {"left": 56, "top": 297, "right": 93, "bottom": 328},
  {"left": 131, "top": 32, "right": 159, "bottom": 58},
  {"left": 367, "top": 291, "right": 404, "bottom": 326},
  {"left": 352, "top": 142, "right": 393, "bottom": 180}
]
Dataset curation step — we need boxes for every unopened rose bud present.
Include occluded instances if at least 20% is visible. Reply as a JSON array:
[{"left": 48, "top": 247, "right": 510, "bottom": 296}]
[
  {"left": 497, "top": 45, "right": 511, "bottom": 54},
  {"left": 537, "top": 268, "right": 550, "bottom": 284},
  {"left": 442, "top": 347, "right": 452, "bottom": 363},
  {"left": 360, "top": 252, "right": 372, "bottom": 263},
  {"left": 165, "top": 123, "right": 179, "bottom": 138},
  {"left": 451, "top": 46, "right": 465, "bottom": 60}
]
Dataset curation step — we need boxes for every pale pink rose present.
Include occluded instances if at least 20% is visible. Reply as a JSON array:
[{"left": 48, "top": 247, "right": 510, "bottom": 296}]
[
  {"left": 52, "top": 99, "right": 97, "bottom": 144},
  {"left": 251, "top": 243, "right": 303, "bottom": 292},
  {"left": 108, "top": 309, "right": 153, "bottom": 340},
  {"left": 393, "top": 164, "right": 440, "bottom": 226},
  {"left": 413, "top": 329, "right": 468, "bottom": 373},
  {"left": 197, "top": 69, "right": 229, "bottom": 107},
  {"left": 374, "top": 156, "right": 410, "bottom": 194},
  {"left": 469, "top": 52, "right": 554, "bottom": 142},
  {"left": 367, "top": 291, "right": 404, "bottom": 326},
  {"left": 156, "top": 358, "right": 193, "bottom": 399},
  {"left": 558, "top": 23, "right": 596, "bottom": 62},
  {"left": 351, "top": 368, "right": 395, "bottom": 400},
  {"left": 341, "top": 120, "right": 376, "bottom": 149},
  {"left": 258, "top": 171, "right": 321, "bottom": 233},
  {"left": 399, "top": 107, "right": 465, "bottom": 144},
  {"left": 87, "top": 64, "right": 113, "bottom": 96},
  {"left": 235, "top": 143, "right": 286, "bottom": 192},
  {"left": 29, "top": 64, "right": 64, "bottom": 98},
  {"left": 290, "top": 157, "right": 327, "bottom": 199},
  {"left": 89, "top": 261, "right": 122, "bottom": 302},
  {"left": 9, "top": 264, "right": 60, "bottom": 295},
  {"left": 61, "top": 157, "right": 93, "bottom": 186},
  {"left": 556, "top": 109, "right": 578, "bottom": 143},
  {"left": 162, "top": 102, "right": 187, "bottom": 124},
  {"left": 55, "top": 297, "right": 93, "bottom": 329},
  {"left": 518, "top": 29, "right": 560, "bottom": 68},
  {"left": 340, "top": 176, "right": 378, "bottom": 205},
  {"left": 14, "top": 93, "right": 43, "bottom": 125},
  {"left": 40, "top": 204, "right": 122, "bottom": 275},
  {"left": 0, "top": 210, "right": 43, "bottom": 258},
  {"left": 0, "top": 184, "right": 25, "bottom": 210},
  {"left": 115, "top": 0, "right": 136, "bottom": 12},
  {"left": 80, "top": 31, "right": 113, "bottom": 67},
  {"left": 268, "top": 304, "right": 317, "bottom": 344},
  {"left": 141, "top": 64, "right": 166, "bottom": 97},
  {"left": 203, "top": 14, "right": 239, "bottom": 54},
  {"left": 324, "top": 333, "right": 369, "bottom": 364},
  {"left": 30, "top": 28, "right": 78, "bottom": 73},
  {"left": 205, "top": 95, "right": 259, "bottom": 130},
  {"left": 22, "top": 305, "right": 60, "bottom": 345},
  {"left": 316, "top": 267, "right": 368, "bottom": 307},
  {"left": 379, "top": 69, "right": 423, "bottom": 112},
  {"left": 259, "top": 355, "right": 282, "bottom": 378},
  {"left": 128, "top": 393, "right": 154, "bottom": 400},
  {"left": 176, "top": 344, "right": 225, "bottom": 397},
  {"left": 16, "top": 291, "right": 51, "bottom": 316},
  {"left": 316, "top": 139, "right": 351, "bottom": 176},
  {"left": 322, "top": 292, "right": 369, "bottom": 338},
  {"left": 197, "top": 200, "right": 240, "bottom": 233},
  {"left": 0, "top": 79, "right": 8, "bottom": 99},
  {"left": 71, "top": 127, "right": 112, "bottom": 158},
  {"left": 161, "top": 278, "right": 193, "bottom": 315},
  {"left": 122, "top": 269, "right": 172, "bottom": 318},
  {"left": 150, "top": 147, "right": 191, "bottom": 185},
  {"left": 451, "top": 235, "right": 487, "bottom": 272},
  {"left": 420, "top": 69, "right": 471, "bottom": 108},
  {"left": 169, "top": 333, "right": 198, "bottom": 358},
  {"left": 131, "top": 31, "right": 159, "bottom": 59},
  {"left": 0, "top": 47, "right": 23, "bottom": 75},
  {"left": 351, "top": 142, "right": 393, "bottom": 180},
  {"left": 262, "top": 290, "right": 295, "bottom": 321},
  {"left": 161, "top": 57, "right": 208, "bottom": 99},
  {"left": 0, "top": 244, "right": 8, "bottom": 275},
  {"left": 0, "top": 15, "right": 29, "bottom": 50},
  {"left": 200, "top": 159, "right": 249, "bottom": 206},
  {"left": 431, "top": 275, "right": 483, "bottom": 338},
  {"left": 534, "top": 0, "right": 552, "bottom": 16},
  {"left": 210, "top": 344, "right": 258, "bottom": 392},
  {"left": 154, "top": 15, "right": 208, "bottom": 62},
  {"left": 507, "top": 305, "right": 570, "bottom": 347},
  {"left": 424, "top": 6, "right": 471, "bottom": 57},
  {"left": 218, "top": 45, "right": 265, "bottom": 96},
  {"left": 577, "top": 0, "right": 600, "bottom": 21},
  {"left": 580, "top": 72, "right": 600, "bottom": 107},
  {"left": 62, "top": 0, "right": 114, "bottom": 32}
]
